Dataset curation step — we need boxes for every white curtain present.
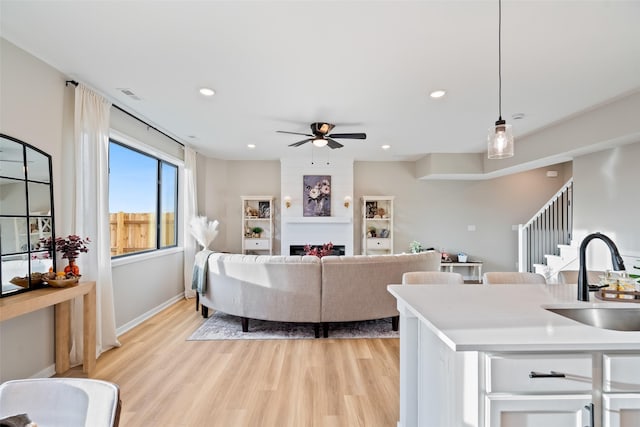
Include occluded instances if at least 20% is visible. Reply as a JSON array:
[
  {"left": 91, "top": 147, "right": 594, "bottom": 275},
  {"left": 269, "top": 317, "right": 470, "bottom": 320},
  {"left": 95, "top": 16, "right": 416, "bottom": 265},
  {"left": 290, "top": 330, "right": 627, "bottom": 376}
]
[
  {"left": 183, "top": 146, "right": 198, "bottom": 298},
  {"left": 70, "top": 84, "right": 120, "bottom": 363}
]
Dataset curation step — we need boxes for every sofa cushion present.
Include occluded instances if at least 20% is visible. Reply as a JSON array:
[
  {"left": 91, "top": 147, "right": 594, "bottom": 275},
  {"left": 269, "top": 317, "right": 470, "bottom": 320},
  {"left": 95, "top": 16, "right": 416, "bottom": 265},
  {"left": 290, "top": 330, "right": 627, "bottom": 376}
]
[
  {"left": 202, "top": 254, "right": 322, "bottom": 323},
  {"left": 320, "top": 251, "right": 441, "bottom": 322}
]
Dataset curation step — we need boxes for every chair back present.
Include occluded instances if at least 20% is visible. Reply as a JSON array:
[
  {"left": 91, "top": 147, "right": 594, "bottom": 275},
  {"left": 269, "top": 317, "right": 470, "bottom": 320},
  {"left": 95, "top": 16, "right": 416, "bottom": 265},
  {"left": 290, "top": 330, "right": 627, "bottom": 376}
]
[
  {"left": 557, "top": 270, "right": 604, "bottom": 285},
  {"left": 0, "top": 378, "right": 121, "bottom": 427},
  {"left": 402, "top": 271, "right": 464, "bottom": 285},
  {"left": 482, "top": 272, "right": 547, "bottom": 285}
]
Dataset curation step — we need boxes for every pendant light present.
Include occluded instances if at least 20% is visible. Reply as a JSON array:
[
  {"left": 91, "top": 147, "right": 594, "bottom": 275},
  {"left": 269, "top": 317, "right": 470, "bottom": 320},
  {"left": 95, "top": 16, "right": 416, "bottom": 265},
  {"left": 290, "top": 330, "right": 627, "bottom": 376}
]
[{"left": 487, "top": 0, "right": 514, "bottom": 159}]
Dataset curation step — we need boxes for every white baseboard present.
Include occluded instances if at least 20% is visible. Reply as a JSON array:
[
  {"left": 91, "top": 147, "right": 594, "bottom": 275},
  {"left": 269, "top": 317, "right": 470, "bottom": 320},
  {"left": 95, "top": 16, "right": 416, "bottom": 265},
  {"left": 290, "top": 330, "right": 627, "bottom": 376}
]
[
  {"left": 116, "top": 293, "right": 184, "bottom": 337},
  {"left": 30, "top": 364, "right": 56, "bottom": 379}
]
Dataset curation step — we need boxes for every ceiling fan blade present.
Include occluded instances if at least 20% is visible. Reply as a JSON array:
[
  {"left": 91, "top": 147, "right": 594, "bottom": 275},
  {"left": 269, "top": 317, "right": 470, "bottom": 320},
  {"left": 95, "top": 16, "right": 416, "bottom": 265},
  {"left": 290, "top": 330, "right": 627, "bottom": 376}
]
[
  {"left": 288, "top": 138, "right": 313, "bottom": 147},
  {"left": 326, "top": 138, "right": 344, "bottom": 149},
  {"left": 277, "top": 130, "right": 314, "bottom": 137},
  {"left": 326, "top": 133, "right": 367, "bottom": 139}
]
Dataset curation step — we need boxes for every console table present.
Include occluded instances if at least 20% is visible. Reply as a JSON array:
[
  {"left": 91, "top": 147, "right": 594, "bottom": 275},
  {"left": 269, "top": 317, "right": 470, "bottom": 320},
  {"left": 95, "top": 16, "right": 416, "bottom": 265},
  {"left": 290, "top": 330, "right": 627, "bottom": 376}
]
[
  {"left": 0, "top": 282, "right": 96, "bottom": 376},
  {"left": 440, "top": 262, "right": 483, "bottom": 283}
]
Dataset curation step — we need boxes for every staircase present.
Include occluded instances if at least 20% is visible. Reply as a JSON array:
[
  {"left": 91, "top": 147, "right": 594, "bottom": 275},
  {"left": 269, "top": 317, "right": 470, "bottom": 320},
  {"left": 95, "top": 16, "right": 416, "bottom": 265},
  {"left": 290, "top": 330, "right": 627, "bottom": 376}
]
[{"left": 518, "top": 179, "right": 574, "bottom": 281}]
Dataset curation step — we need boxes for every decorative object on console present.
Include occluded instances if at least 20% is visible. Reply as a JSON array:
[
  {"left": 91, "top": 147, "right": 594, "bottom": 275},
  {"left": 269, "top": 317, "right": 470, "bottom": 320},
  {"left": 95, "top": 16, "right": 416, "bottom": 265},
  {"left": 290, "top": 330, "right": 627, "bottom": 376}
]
[
  {"left": 39, "top": 234, "right": 89, "bottom": 279},
  {"left": 303, "top": 175, "right": 331, "bottom": 217},
  {"left": 304, "top": 242, "right": 334, "bottom": 258},
  {"left": 409, "top": 241, "right": 422, "bottom": 254}
]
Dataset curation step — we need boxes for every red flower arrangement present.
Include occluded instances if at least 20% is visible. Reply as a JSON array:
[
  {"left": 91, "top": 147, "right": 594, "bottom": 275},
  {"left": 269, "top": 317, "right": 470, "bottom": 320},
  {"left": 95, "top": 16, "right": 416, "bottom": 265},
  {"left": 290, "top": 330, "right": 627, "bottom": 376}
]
[{"left": 303, "top": 242, "right": 334, "bottom": 258}]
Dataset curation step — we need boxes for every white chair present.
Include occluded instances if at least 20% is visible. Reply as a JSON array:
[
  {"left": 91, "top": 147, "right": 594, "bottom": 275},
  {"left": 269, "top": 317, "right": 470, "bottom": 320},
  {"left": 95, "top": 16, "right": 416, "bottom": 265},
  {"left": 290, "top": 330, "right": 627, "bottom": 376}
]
[
  {"left": 482, "top": 272, "right": 547, "bottom": 285},
  {"left": 557, "top": 270, "right": 604, "bottom": 285},
  {"left": 0, "top": 378, "right": 121, "bottom": 427},
  {"left": 402, "top": 271, "right": 464, "bottom": 285}
]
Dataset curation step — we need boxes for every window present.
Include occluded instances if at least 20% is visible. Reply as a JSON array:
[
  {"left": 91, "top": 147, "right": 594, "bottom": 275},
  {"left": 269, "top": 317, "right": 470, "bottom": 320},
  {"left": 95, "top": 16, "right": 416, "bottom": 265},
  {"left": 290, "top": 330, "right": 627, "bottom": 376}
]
[{"left": 109, "top": 140, "right": 178, "bottom": 257}]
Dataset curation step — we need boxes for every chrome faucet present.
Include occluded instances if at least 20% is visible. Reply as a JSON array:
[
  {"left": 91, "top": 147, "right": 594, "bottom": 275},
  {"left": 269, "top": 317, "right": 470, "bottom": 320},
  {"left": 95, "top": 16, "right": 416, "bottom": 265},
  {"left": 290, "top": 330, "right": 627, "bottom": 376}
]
[{"left": 577, "top": 232, "right": 626, "bottom": 301}]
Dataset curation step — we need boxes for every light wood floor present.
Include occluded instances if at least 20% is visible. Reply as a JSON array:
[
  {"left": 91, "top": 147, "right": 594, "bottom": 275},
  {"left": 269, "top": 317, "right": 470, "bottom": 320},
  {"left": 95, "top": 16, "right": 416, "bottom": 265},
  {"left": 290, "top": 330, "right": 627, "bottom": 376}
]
[{"left": 61, "top": 299, "right": 400, "bottom": 426}]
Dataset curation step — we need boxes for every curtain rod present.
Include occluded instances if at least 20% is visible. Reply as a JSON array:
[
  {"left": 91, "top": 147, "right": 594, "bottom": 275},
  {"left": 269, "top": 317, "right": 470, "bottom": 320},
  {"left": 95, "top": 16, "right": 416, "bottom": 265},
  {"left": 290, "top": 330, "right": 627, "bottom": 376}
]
[{"left": 65, "top": 80, "right": 185, "bottom": 148}]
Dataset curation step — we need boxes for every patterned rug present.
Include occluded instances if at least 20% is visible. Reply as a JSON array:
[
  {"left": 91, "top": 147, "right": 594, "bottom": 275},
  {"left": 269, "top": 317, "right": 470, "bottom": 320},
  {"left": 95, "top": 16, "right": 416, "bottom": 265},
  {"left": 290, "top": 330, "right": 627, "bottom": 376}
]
[{"left": 188, "top": 311, "right": 399, "bottom": 340}]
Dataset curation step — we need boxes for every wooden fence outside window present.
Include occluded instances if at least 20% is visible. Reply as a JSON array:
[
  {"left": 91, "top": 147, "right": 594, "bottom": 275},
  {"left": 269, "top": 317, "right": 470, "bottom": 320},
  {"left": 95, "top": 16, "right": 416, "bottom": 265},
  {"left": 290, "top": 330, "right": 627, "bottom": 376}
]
[{"left": 109, "top": 212, "right": 175, "bottom": 256}]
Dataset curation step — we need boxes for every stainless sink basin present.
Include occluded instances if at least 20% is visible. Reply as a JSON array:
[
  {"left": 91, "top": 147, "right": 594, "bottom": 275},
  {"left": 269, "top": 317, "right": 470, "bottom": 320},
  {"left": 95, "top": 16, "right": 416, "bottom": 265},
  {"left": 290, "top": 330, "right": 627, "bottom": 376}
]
[{"left": 546, "top": 307, "right": 640, "bottom": 331}]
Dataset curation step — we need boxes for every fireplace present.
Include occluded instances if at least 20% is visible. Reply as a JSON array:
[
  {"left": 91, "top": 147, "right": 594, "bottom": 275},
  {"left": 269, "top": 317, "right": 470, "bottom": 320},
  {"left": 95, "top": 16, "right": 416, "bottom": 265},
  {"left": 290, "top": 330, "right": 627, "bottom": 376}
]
[{"left": 290, "top": 245, "right": 346, "bottom": 256}]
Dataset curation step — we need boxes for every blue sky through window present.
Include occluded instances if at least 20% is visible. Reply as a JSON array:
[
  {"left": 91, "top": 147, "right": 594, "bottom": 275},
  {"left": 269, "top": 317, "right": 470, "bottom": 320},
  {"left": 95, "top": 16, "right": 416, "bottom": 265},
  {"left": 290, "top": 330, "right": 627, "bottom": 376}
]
[{"left": 109, "top": 142, "right": 157, "bottom": 214}]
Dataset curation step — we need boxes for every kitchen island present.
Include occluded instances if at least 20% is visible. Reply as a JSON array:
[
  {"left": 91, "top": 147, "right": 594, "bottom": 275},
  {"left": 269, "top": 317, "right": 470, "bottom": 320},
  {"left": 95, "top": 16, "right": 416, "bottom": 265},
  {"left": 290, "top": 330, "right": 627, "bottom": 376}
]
[{"left": 388, "top": 283, "right": 640, "bottom": 427}]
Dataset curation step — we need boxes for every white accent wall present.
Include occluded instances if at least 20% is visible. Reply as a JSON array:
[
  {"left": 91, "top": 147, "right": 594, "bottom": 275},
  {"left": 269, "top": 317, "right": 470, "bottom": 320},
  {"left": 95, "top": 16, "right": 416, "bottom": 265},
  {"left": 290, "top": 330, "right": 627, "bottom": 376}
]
[{"left": 280, "top": 157, "right": 354, "bottom": 255}]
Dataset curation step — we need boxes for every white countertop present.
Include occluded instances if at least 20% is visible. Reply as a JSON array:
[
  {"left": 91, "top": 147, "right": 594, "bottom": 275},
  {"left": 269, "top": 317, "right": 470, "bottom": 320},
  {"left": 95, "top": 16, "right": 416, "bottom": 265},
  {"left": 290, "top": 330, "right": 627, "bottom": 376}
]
[{"left": 388, "top": 283, "right": 640, "bottom": 352}]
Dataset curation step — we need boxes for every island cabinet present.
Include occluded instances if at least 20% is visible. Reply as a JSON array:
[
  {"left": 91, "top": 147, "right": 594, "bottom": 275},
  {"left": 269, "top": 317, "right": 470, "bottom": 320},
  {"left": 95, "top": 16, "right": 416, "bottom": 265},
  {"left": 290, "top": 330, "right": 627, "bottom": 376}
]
[
  {"left": 602, "top": 354, "right": 640, "bottom": 426},
  {"left": 388, "top": 284, "right": 640, "bottom": 427},
  {"left": 484, "top": 353, "right": 593, "bottom": 426}
]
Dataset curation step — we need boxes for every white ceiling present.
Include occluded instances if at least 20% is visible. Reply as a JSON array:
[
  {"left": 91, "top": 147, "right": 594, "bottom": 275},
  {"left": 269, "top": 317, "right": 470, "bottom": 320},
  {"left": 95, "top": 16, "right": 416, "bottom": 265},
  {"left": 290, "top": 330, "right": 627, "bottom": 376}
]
[{"left": 1, "top": 1, "right": 639, "bottom": 161}]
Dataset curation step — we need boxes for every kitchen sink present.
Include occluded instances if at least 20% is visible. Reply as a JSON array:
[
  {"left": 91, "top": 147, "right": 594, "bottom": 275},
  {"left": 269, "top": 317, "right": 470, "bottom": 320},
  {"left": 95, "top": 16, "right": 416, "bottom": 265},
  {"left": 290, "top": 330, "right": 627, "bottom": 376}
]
[{"left": 545, "top": 307, "right": 640, "bottom": 331}]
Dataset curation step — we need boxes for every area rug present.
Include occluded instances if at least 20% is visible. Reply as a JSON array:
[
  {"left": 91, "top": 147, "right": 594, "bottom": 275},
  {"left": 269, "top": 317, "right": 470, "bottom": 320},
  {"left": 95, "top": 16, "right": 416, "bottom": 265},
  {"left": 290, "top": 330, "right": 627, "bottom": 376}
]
[{"left": 188, "top": 311, "right": 399, "bottom": 340}]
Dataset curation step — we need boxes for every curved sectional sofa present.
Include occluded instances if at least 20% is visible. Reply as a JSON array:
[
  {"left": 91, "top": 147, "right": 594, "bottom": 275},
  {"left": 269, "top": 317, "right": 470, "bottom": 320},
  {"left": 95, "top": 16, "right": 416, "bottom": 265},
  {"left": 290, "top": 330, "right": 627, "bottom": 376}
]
[{"left": 198, "top": 251, "right": 441, "bottom": 337}]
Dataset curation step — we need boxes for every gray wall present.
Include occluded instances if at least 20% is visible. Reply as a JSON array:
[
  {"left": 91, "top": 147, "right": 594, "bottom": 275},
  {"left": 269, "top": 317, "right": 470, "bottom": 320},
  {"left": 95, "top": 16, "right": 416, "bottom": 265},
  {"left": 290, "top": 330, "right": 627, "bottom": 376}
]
[
  {"left": 355, "top": 161, "right": 573, "bottom": 272},
  {"left": 1, "top": 38, "right": 65, "bottom": 381},
  {"left": 196, "top": 158, "right": 572, "bottom": 273},
  {"left": 1, "top": 38, "right": 184, "bottom": 381},
  {"left": 573, "top": 141, "right": 640, "bottom": 253}
]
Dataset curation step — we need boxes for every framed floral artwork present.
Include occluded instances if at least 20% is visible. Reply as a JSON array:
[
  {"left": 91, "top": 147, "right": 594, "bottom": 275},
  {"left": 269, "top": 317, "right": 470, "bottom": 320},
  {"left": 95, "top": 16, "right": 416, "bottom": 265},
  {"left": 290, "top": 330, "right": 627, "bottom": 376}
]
[{"left": 303, "top": 175, "right": 331, "bottom": 217}]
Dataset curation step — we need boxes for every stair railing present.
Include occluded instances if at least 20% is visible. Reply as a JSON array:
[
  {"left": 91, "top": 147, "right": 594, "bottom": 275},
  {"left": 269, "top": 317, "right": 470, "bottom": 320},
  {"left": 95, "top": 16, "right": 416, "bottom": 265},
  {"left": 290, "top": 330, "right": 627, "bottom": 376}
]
[{"left": 518, "top": 178, "right": 573, "bottom": 273}]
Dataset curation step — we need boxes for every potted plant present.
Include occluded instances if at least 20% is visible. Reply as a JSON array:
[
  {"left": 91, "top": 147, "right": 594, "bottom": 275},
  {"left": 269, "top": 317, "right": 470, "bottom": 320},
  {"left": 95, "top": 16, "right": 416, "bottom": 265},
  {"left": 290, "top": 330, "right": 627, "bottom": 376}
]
[
  {"left": 39, "top": 235, "right": 90, "bottom": 276},
  {"left": 251, "top": 227, "right": 264, "bottom": 238}
]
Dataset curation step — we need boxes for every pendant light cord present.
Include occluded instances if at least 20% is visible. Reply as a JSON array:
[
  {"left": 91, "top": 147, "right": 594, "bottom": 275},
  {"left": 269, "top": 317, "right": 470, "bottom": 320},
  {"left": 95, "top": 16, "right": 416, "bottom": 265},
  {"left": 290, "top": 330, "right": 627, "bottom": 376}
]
[{"left": 498, "top": 0, "right": 502, "bottom": 121}]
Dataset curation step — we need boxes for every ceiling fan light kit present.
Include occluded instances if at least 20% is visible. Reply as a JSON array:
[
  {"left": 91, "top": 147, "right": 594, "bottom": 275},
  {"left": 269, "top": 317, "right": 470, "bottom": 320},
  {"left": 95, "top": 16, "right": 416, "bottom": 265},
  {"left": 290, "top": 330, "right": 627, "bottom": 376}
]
[
  {"left": 487, "top": 0, "right": 514, "bottom": 160},
  {"left": 277, "top": 122, "right": 366, "bottom": 150},
  {"left": 312, "top": 137, "right": 328, "bottom": 148}
]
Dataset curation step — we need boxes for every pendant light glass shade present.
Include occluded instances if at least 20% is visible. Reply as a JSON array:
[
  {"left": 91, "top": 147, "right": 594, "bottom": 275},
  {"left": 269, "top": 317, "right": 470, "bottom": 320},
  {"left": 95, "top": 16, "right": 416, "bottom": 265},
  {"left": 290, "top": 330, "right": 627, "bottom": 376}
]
[{"left": 487, "top": 118, "right": 514, "bottom": 159}]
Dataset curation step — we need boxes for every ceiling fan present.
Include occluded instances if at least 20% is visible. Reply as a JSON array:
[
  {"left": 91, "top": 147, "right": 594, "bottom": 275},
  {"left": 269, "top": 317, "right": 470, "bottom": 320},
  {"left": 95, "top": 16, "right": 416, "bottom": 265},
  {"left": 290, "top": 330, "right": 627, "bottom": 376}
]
[{"left": 277, "top": 122, "right": 366, "bottom": 149}]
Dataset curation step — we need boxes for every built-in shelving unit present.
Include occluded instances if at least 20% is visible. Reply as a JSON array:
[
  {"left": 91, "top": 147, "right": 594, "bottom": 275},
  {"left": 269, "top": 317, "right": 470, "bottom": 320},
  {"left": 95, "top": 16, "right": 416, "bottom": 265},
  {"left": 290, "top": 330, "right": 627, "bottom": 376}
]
[
  {"left": 361, "top": 196, "right": 394, "bottom": 255},
  {"left": 241, "top": 196, "right": 274, "bottom": 255}
]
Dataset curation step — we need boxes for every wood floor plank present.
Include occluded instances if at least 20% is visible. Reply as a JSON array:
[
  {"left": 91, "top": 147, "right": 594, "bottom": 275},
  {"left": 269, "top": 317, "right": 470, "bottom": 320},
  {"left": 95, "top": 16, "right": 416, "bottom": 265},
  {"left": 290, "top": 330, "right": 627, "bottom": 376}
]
[{"left": 59, "top": 298, "right": 400, "bottom": 426}]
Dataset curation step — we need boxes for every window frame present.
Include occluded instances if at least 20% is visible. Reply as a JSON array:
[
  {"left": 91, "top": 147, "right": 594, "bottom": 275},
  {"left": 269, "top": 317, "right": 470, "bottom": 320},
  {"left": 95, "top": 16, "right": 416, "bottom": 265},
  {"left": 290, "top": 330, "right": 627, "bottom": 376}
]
[{"left": 108, "top": 133, "right": 181, "bottom": 260}]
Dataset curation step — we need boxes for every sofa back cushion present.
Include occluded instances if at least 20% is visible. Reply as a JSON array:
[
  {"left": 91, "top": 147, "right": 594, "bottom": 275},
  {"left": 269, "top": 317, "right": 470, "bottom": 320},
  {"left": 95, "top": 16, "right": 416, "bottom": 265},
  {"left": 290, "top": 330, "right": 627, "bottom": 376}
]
[
  {"left": 320, "top": 251, "right": 441, "bottom": 322},
  {"left": 205, "top": 254, "right": 322, "bottom": 322}
]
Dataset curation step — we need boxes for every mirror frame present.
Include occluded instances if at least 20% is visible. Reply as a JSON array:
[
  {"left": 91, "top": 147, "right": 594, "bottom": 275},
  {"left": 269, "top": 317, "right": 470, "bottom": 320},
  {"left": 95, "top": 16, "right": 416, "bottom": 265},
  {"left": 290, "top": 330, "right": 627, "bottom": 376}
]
[{"left": 0, "top": 133, "right": 56, "bottom": 297}]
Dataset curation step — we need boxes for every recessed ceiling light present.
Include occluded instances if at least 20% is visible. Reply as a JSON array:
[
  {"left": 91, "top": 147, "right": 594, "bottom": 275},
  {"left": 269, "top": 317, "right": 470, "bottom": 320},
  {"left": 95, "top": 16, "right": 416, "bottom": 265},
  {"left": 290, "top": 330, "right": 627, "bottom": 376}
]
[
  {"left": 429, "top": 90, "right": 446, "bottom": 99},
  {"left": 381, "top": 145, "right": 391, "bottom": 150},
  {"left": 512, "top": 112, "right": 525, "bottom": 120},
  {"left": 247, "top": 144, "right": 256, "bottom": 149},
  {"left": 199, "top": 87, "right": 215, "bottom": 96}
]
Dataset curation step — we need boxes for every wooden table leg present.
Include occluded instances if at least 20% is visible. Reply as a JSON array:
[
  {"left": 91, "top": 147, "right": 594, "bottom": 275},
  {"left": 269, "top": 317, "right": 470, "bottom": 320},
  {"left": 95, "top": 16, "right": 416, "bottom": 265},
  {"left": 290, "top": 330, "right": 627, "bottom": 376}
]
[
  {"left": 54, "top": 300, "right": 71, "bottom": 374},
  {"left": 83, "top": 285, "right": 96, "bottom": 376}
]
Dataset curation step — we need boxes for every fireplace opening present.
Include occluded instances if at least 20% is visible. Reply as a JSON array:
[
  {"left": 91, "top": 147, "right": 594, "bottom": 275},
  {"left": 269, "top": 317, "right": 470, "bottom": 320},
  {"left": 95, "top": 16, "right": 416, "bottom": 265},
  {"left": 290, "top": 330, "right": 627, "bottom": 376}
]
[{"left": 290, "top": 245, "right": 346, "bottom": 256}]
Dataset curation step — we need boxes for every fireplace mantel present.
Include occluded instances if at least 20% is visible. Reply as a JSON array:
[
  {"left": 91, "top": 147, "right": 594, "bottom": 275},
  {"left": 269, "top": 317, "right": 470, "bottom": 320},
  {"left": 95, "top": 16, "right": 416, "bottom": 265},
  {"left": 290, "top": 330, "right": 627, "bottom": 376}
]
[{"left": 284, "top": 217, "right": 352, "bottom": 224}]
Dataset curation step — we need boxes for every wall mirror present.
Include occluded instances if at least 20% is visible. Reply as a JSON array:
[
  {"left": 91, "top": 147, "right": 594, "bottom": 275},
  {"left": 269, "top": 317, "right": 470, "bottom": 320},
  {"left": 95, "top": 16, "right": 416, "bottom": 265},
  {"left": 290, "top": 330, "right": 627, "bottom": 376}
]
[{"left": 0, "top": 134, "right": 56, "bottom": 297}]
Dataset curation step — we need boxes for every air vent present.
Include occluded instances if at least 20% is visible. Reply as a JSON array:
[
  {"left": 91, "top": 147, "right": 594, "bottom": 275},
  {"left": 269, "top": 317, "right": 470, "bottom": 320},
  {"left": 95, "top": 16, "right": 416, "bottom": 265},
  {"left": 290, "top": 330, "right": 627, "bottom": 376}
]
[{"left": 117, "top": 88, "right": 141, "bottom": 101}]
